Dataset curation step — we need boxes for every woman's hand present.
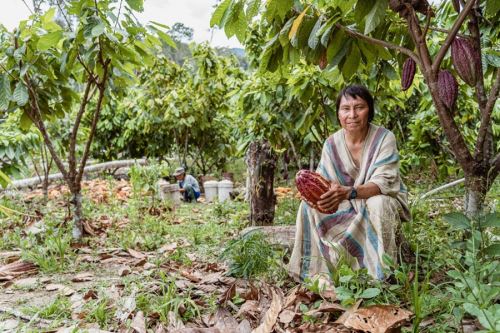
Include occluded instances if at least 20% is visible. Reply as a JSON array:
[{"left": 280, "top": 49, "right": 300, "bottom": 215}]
[{"left": 317, "top": 183, "right": 350, "bottom": 213}]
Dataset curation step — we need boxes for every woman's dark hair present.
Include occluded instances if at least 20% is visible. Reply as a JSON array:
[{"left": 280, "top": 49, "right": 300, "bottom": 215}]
[{"left": 335, "top": 85, "right": 375, "bottom": 122}]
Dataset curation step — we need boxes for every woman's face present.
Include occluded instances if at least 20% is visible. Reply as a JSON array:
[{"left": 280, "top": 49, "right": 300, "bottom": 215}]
[{"left": 338, "top": 95, "right": 370, "bottom": 133}]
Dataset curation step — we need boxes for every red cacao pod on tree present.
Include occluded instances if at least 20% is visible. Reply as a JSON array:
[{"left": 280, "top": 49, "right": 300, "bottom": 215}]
[
  {"left": 295, "top": 170, "right": 335, "bottom": 214},
  {"left": 401, "top": 58, "right": 416, "bottom": 91},
  {"left": 438, "top": 70, "right": 458, "bottom": 109},
  {"left": 451, "top": 37, "right": 479, "bottom": 87}
]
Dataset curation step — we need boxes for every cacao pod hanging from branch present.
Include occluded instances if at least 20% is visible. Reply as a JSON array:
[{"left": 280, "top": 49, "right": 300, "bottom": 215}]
[
  {"left": 437, "top": 70, "right": 458, "bottom": 109},
  {"left": 451, "top": 37, "right": 479, "bottom": 87},
  {"left": 295, "top": 170, "right": 335, "bottom": 214},
  {"left": 401, "top": 58, "right": 416, "bottom": 91}
]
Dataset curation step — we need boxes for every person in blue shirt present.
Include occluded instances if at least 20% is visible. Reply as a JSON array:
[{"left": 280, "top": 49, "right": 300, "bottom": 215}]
[{"left": 173, "top": 167, "right": 200, "bottom": 203}]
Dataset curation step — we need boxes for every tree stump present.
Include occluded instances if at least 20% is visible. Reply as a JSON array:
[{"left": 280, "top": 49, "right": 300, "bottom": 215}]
[{"left": 245, "top": 141, "right": 277, "bottom": 226}]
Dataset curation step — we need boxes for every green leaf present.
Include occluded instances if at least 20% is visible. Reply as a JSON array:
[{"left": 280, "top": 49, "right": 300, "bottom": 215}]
[
  {"left": 364, "top": 0, "right": 387, "bottom": 35},
  {"left": 246, "top": 0, "right": 261, "bottom": 19},
  {"left": 485, "top": 0, "right": 500, "bottom": 17},
  {"left": 0, "top": 170, "right": 11, "bottom": 189},
  {"left": 354, "top": 0, "right": 373, "bottom": 22},
  {"left": 151, "top": 27, "right": 176, "bottom": 48},
  {"left": 211, "top": 0, "right": 232, "bottom": 27},
  {"left": 91, "top": 22, "right": 106, "bottom": 37},
  {"left": 341, "top": 44, "right": 360, "bottom": 79},
  {"left": 359, "top": 288, "right": 380, "bottom": 299},
  {"left": 443, "top": 212, "right": 471, "bottom": 230},
  {"left": 126, "top": 0, "right": 144, "bottom": 12},
  {"left": 481, "top": 212, "right": 500, "bottom": 228},
  {"left": 482, "top": 244, "right": 500, "bottom": 257},
  {"left": 13, "top": 82, "right": 29, "bottom": 106},
  {"left": 37, "top": 31, "right": 63, "bottom": 51},
  {"left": 20, "top": 111, "right": 32, "bottom": 131},
  {"left": 308, "top": 16, "right": 323, "bottom": 49},
  {"left": 0, "top": 74, "right": 11, "bottom": 111}
]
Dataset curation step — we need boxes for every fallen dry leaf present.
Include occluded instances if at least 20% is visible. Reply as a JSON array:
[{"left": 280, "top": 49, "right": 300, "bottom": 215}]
[
  {"left": 214, "top": 308, "right": 239, "bottom": 332},
  {"left": 338, "top": 304, "right": 413, "bottom": 333},
  {"left": 278, "top": 309, "right": 296, "bottom": 324},
  {"left": 131, "top": 311, "right": 146, "bottom": 333},
  {"left": 72, "top": 272, "right": 94, "bottom": 282},
  {"left": 253, "top": 288, "right": 284, "bottom": 333},
  {"left": 127, "top": 248, "right": 146, "bottom": 259},
  {"left": 0, "top": 260, "right": 38, "bottom": 279},
  {"left": 167, "top": 311, "right": 185, "bottom": 331},
  {"left": 236, "top": 300, "right": 260, "bottom": 319},
  {"left": 158, "top": 242, "right": 178, "bottom": 254},
  {"left": 218, "top": 282, "right": 236, "bottom": 305},
  {"left": 45, "top": 283, "right": 75, "bottom": 296},
  {"left": 119, "top": 266, "right": 132, "bottom": 277}
]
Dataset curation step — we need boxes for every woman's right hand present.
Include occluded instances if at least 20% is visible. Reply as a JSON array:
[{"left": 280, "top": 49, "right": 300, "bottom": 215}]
[{"left": 317, "top": 183, "right": 349, "bottom": 213}]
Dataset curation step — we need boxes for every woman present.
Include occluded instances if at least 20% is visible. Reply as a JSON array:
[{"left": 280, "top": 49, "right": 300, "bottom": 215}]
[{"left": 289, "top": 85, "right": 410, "bottom": 283}]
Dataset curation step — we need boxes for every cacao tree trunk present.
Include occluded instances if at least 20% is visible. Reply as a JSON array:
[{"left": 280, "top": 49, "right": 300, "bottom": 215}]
[
  {"left": 245, "top": 141, "right": 277, "bottom": 226},
  {"left": 70, "top": 189, "right": 83, "bottom": 239},
  {"left": 464, "top": 174, "right": 489, "bottom": 218}
]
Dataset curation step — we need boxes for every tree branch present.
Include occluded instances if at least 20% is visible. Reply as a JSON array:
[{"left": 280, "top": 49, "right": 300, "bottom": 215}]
[
  {"left": 334, "top": 23, "right": 421, "bottom": 67},
  {"left": 475, "top": 68, "right": 500, "bottom": 158},
  {"left": 68, "top": 79, "right": 93, "bottom": 181},
  {"left": 431, "top": 0, "right": 476, "bottom": 72},
  {"left": 76, "top": 59, "right": 110, "bottom": 184},
  {"left": 24, "top": 77, "right": 69, "bottom": 181},
  {"left": 428, "top": 26, "right": 469, "bottom": 39}
]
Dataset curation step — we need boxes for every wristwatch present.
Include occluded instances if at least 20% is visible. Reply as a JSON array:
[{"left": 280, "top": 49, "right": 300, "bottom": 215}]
[{"left": 349, "top": 187, "right": 357, "bottom": 200}]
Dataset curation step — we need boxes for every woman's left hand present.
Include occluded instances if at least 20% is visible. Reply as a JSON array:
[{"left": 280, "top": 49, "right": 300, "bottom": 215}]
[{"left": 317, "top": 183, "right": 350, "bottom": 212}]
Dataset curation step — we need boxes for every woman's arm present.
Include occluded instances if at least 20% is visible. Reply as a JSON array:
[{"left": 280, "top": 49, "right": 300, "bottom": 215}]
[{"left": 317, "top": 182, "right": 381, "bottom": 212}]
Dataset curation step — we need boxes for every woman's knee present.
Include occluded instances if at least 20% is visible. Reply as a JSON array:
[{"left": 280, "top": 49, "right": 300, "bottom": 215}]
[{"left": 366, "top": 195, "right": 397, "bottom": 211}]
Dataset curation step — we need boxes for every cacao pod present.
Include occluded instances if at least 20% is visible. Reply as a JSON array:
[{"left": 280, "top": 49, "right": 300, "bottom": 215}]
[
  {"left": 401, "top": 58, "right": 416, "bottom": 91},
  {"left": 295, "top": 170, "right": 335, "bottom": 214},
  {"left": 437, "top": 70, "right": 458, "bottom": 109},
  {"left": 451, "top": 37, "right": 479, "bottom": 87}
]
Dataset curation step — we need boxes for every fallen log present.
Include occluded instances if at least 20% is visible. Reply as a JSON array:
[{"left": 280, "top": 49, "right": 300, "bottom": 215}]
[
  {"left": 2, "top": 159, "right": 147, "bottom": 191},
  {"left": 241, "top": 225, "right": 296, "bottom": 249}
]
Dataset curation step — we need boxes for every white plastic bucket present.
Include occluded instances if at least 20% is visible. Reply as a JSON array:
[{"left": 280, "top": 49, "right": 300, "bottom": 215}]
[
  {"left": 218, "top": 179, "right": 233, "bottom": 202},
  {"left": 203, "top": 180, "right": 219, "bottom": 202},
  {"left": 159, "top": 182, "right": 181, "bottom": 203}
]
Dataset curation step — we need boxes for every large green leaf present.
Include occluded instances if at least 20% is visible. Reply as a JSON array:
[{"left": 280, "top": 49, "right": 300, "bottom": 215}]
[
  {"left": 482, "top": 244, "right": 500, "bottom": 257},
  {"left": 211, "top": 0, "right": 232, "bottom": 27},
  {"left": 91, "top": 22, "right": 106, "bottom": 37},
  {"left": 443, "top": 212, "right": 471, "bottom": 230},
  {"left": 481, "top": 212, "right": 500, "bottom": 228},
  {"left": 20, "top": 111, "right": 32, "bottom": 131},
  {"left": 37, "top": 31, "right": 63, "bottom": 51},
  {"left": 0, "top": 74, "right": 11, "bottom": 111},
  {"left": 341, "top": 44, "right": 360, "bottom": 79},
  {"left": 126, "top": 0, "right": 144, "bottom": 12},
  {"left": 364, "top": 0, "right": 387, "bottom": 35},
  {"left": 308, "top": 16, "right": 323, "bottom": 50},
  {"left": 246, "top": 0, "right": 261, "bottom": 19},
  {"left": 13, "top": 82, "right": 29, "bottom": 106}
]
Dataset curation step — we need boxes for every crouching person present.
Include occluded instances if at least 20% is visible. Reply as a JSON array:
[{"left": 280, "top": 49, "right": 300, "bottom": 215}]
[{"left": 173, "top": 167, "right": 200, "bottom": 203}]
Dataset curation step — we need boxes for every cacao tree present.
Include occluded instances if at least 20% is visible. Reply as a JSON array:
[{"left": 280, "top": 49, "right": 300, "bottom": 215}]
[
  {"left": 212, "top": 0, "right": 500, "bottom": 215},
  {"left": 0, "top": 0, "right": 170, "bottom": 238}
]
